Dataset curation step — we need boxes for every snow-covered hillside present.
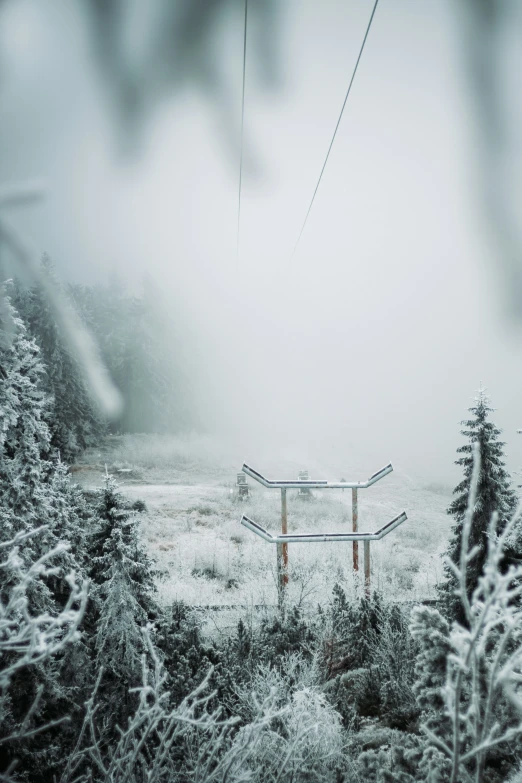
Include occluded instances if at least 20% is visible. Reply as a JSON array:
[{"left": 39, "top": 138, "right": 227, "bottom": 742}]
[{"left": 75, "top": 434, "right": 452, "bottom": 610}]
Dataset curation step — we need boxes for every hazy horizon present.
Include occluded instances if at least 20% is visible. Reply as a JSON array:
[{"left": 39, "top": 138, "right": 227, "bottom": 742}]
[{"left": 1, "top": 0, "right": 522, "bottom": 484}]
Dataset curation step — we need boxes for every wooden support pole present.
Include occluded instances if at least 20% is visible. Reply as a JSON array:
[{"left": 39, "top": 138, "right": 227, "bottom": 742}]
[
  {"left": 281, "top": 488, "right": 288, "bottom": 586},
  {"left": 352, "top": 488, "right": 359, "bottom": 571},
  {"left": 276, "top": 543, "right": 284, "bottom": 607},
  {"left": 364, "top": 541, "right": 370, "bottom": 596},
  {"left": 276, "top": 488, "right": 288, "bottom": 607}
]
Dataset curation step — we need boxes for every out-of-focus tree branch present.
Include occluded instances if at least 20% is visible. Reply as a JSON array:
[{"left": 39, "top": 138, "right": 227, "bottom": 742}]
[
  {"left": 0, "top": 182, "right": 123, "bottom": 419},
  {"left": 461, "top": 0, "right": 522, "bottom": 319},
  {"left": 83, "top": 0, "right": 279, "bottom": 157}
]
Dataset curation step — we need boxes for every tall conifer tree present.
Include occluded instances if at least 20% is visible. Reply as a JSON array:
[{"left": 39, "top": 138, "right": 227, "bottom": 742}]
[
  {"left": 0, "top": 293, "right": 91, "bottom": 779},
  {"left": 12, "top": 257, "right": 106, "bottom": 460},
  {"left": 438, "top": 388, "right": 517, "bottom": 623},
  {"left": 0, "top": 294, "right": 52, "bottom": 545},
  {"left": 88, "top": 475, "right": 160, "bottom": 727}
]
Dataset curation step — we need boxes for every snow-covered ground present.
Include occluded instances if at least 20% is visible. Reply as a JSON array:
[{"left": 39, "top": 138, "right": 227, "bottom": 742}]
[{"left": 74, "top": 434, "right": 453, "bottom": 613}]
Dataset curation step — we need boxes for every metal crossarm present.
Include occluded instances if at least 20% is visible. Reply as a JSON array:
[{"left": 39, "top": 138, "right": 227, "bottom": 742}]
[
  {"left": 241, "top": 512, "right": 407, "bottom": 543},
  {"left": 242, "top": 462, "right": 393, "bottom": 489},
  {"left": 238, "top": 458, "right": 406, "bottom": 602}
]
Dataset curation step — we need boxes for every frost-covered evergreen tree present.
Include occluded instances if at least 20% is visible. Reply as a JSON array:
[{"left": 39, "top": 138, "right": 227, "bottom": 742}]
[
  {"left": 0, "top": 294, "right": 52, "bottom": 544},
  {"left": 438, "top": 388, "right": 517, "bottom": 623},
  {"left": 12, "top": 257, "right": 105, "bottom": 461},
  {"left": 0, "top": 528, "right": 89, "bottom": 783},
  {"left": 44, "top": 458, "right": 94, "bottom": 601},
  {"left": 0, "top": 294, "right": 92, "bottom": 780},
  {"left": 155, "top": 601, "right": 219, "bottom": 707},
  {"left": 88, "top": 475, "right": 160, "bottom": 727},
  {"left": 399, "top": 450, "right": 522, "bottom": 783},
  {"left": 0, "top": 294, "right": 87, "bottom": 567}
]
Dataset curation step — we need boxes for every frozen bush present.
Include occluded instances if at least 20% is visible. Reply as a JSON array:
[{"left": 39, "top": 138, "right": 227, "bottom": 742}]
[
  {"left": 60, "top": 629, "right": 295, "bottom": 783},
  {"left": 0, "top": 530, "right": 88, "bottom": 694},
  {"left": 410, "top": 445, "right": 522, "bottom": 782},
  {"left": 0, "top": 529, "right": 88, "bottom": 778},
  {"left": 231, "top": 654, "right": 344, "bottom": 782}
]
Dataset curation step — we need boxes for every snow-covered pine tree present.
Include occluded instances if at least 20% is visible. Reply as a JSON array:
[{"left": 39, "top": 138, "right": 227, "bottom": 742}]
[
  {"left": 0, "top": 293, "right": 52, "bottom": 546},
  {"left": 0, "top": 292, "right": 92, "bottom": 779},
  {"left": 0, "top": 292, "right": 85, "bottom": 568},
  {"left": 12, "top": 257, "right": 106, "bottom": 461},
  {"left": 88, "top": 474, "right": 160, "bottom": 727},
  {"left": 438, "top": 387, "right": 517, "bottom": 623},
  {"left": 155, "top": 601, "right": 219, "bottom": 707}
]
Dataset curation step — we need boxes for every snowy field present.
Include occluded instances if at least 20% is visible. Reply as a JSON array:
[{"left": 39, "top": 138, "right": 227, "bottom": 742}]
[{"left": 73, "top": 434, "right": 453, "bottom": 618}]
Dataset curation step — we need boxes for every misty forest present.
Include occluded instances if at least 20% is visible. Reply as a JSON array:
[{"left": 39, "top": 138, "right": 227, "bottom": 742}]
[{"left": 2, "top": 1, "right": 522, "bottom": 782}]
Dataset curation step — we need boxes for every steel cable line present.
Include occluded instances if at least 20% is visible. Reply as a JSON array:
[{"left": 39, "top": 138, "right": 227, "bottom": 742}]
[
  {"left": 236, "top": 0, "right": 248, "bottom": 266},
  {"left": 290, "top": 0, "right": 380, "bottom": 261}
]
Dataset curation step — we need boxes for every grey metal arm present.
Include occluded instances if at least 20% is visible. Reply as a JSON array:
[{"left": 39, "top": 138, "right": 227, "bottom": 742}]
[
  {"left": 241, "top": 462, "right": 393, "bottom": 490},
  {"left": 241, "top": 511, "right": 407, "bottom": 543}
]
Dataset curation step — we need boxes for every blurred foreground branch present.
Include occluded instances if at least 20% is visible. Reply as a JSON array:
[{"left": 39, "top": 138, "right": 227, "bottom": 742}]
[{"left": 0, "top": 182, "right": 123, "bottom": 419}]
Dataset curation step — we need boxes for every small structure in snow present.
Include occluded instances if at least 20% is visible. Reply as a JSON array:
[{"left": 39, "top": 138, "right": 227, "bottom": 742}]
[
  {"left": 236, "top": 472, "right": 249, "bottom": 500},
  {"left": 297, "top": 470, "right": 312, "bottom": 500}
]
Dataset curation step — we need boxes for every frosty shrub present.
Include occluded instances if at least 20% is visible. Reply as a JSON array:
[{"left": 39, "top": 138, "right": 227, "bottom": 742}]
[
  {"left": 0, "top": 529, "right": 88, "bottom": 776},
  {"left": 230, "top": 654, "right": 344, "bottom": 782},
  {"left": 0, "top": 529, "right": 87, "bottom": 692},
  {"left": 326, "top": 584, "right": 384, "bottom": 674},
  {"left": 60, "top": 628, "right": 294, "bottom": 783},
  {"left": 232, "top": 652, "right": 321, "bottom": 721},
  {"left": 324, "top": 585, "right": 418, "bottom": 730},
  {"left": 256, "top": 605, "right": 318, "bottom": 666},
  {"left": 155, "top": 600, "right": 219, "bottom": 708},
  {"left": 365, "top": 602, "right": 419, "bottom": 730},
  {"left": 410, "top": 444, "right": 522, "bottom": 783}
]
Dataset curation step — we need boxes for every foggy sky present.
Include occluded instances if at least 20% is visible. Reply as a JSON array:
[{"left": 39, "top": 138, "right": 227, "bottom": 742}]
[{"left": 1, "top": 0, "right": 522, "bottom": 485}]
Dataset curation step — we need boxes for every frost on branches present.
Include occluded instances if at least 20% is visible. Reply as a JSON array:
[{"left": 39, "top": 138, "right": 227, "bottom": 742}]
[
  {"left": 410, "top": 445, "right": 522, "bottom": 783},
  {"left": 0, "top": 529, "right": 88, "bottom": 777},
  {"left": 438, "top": 387, "right": 518, "bottom": 624}
]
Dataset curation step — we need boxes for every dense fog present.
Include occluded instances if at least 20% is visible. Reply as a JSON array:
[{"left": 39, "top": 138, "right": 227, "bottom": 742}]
[{"left": 1, "top": 0, "right": 522, "bottom": 482}]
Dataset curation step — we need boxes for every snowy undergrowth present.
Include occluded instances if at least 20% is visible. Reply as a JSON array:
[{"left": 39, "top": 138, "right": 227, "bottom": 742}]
[{"left": 78, "top": 436, "right": 451, "bottom": 609}]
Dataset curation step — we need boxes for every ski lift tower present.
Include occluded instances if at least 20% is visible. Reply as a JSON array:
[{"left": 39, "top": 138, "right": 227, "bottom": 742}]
[{"left": 240, "top": 462, "right": 407, "bottom": 603}]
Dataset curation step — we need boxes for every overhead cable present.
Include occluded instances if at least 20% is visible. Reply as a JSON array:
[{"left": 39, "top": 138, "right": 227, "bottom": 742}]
[{"left": 290, "top": 0, "right": 380, "bottom": 261}]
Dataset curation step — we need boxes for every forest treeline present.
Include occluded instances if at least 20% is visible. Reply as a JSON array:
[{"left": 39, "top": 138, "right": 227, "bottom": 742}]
[
  {"left": 9, "top": 256, "right": 194, "bottom": 460},
  {"left": 2, "top": 268, "right": 522, "bottom": 781}
]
